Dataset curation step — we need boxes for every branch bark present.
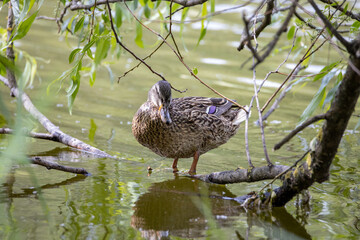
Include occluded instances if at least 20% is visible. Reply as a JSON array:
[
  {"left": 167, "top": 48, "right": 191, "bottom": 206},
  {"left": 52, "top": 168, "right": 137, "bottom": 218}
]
[
  {"left": 0, "top": 75, "right": 113, "bottom": 158},
  {"left": 193, "top": 165, "right": 289, "bottom": 184}
]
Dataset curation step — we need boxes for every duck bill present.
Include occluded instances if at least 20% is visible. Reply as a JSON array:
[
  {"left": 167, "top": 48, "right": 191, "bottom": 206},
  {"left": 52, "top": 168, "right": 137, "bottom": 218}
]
[{"left": 159, "top": 105, "right": 172, "bottom": 125}]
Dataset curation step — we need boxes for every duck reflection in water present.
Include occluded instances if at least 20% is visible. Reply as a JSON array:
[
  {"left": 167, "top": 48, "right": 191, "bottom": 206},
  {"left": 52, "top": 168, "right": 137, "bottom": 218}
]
[{"left": 131, "top": 178, "right": 312, "bottom": 240}]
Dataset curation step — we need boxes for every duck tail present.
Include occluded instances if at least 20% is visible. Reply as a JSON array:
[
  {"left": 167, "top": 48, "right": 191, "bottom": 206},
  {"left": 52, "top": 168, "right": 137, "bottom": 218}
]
[{"left": 233, "top": 106, "right": 250, "bottom": 125}]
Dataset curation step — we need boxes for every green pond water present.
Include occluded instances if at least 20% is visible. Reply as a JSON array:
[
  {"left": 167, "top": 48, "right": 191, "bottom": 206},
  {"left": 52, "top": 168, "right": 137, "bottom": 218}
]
[{"left": 1, "top": 1, "right": 360, "bottom": 239}]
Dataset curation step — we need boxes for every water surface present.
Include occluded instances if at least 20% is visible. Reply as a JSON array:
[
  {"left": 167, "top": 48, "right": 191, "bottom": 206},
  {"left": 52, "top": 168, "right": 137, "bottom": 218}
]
[{"left": 1, "top": 1, "right": 360, "bottom": 239}]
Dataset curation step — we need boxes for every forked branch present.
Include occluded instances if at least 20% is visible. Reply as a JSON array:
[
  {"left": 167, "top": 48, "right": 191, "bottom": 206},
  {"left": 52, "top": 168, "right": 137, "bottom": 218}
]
[{"left": 274, "top": 113, "right": 328, "bottom": 150}]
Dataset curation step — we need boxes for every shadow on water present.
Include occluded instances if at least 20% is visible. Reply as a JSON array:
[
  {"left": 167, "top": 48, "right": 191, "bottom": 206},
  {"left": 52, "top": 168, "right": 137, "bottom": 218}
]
[{"left": 131, "top": 177, "right": 312, "bottom": 239}]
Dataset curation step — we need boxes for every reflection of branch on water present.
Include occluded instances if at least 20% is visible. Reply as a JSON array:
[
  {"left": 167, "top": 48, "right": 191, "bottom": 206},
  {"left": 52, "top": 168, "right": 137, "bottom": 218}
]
[
  {"left": 131, "top": 178, "right": 311, "bottom": 239},
  {"left": 32, "top": 147, "right": 99, "bottom": 160},
  {"left": 2, "top": 174, "right": 87, "bottom": 200}
]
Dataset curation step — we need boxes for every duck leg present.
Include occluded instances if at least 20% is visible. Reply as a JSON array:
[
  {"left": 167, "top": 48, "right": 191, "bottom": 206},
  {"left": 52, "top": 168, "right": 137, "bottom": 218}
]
[
  {"left": 188, "top": 151, "right": 200, "bottom": 175},
  {"left": 172, "top": 158, "right": 179, "bottom": 173}
]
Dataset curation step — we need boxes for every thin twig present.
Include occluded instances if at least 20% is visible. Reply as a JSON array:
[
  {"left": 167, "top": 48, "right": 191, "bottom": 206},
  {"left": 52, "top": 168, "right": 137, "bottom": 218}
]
[
  {"left": 105, "top": 0, "right": 166, "bottom": 80},
  {"left": 238, "top": 0, "right": 274, "bottom": 51},
  {"left": 258, "top": 150, "right": 310, "bottom": 194},
  {"left": 242, "top": 14, "right": 262, "bottom": 62},
  {"left": 88, "top": 0, "right": 97, "bottom": 43},
  {"left": 252, "top": 44, "right": 272, "bottom": 166},
  {"left": 260, "top": 65, "right": 304, "bottom": 123},
  {"left": 58, "top": 1, "right": 73, "bottom": 33},
  {"left": 244, "top": 109, "right": 253, "bottom": 168},
  {"left": 166, "top": 1, "right": 252, "bottom": 23},
  {"left": 0, "top": 128, "right": 56, "bottom": 141},
  {"left": 69, "top": 0, "right": 207, "bottom": 10},
  {"left": 123, "top": 2, "right": 248, "bottom": 112},
  {"left": 274, "top": 113, "right": 328, "bottom": 150},
  {"left": 261, "top": 25, "right": 327, "bottom": 112},
  {"left": 254, "top": 28, "right": 299, "bottom": 104},
  {"left": 36, "top": 16, "right": 59, "bottom": 21},
  {"left": 308, "top": 0, "right": 352, "bottom": 54},
  {"left": 168, "top": 0, "right": 183, "bottom": 60},
  {"left": 252, "top": 0, "right": 298, "bottom": 69},
  {"left": 319, "top": 0, "right": 360, "bottom": 21}
]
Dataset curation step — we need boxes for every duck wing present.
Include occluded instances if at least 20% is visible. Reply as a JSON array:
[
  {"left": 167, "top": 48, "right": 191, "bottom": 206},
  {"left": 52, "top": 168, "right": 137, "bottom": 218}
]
[{"left": 171, "top": 97, "right": 235, "bottom": 117}]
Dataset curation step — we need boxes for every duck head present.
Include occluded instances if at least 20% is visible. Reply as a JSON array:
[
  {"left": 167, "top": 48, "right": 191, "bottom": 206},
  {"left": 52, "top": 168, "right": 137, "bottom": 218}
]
[{"left": 148, "top": 80, "right": 172, "bottom": 125}]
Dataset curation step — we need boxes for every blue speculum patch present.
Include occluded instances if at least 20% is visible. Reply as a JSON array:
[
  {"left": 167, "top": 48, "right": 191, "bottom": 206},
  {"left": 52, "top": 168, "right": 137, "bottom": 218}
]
[{"left": 207, "top": 106, "right": 217, "bottom": 114}]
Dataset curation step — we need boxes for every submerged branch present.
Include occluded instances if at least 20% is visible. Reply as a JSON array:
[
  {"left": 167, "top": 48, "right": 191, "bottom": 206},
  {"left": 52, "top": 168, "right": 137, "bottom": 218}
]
[{"left": 30, "top": 157, "right": 90, "bottom": 175}]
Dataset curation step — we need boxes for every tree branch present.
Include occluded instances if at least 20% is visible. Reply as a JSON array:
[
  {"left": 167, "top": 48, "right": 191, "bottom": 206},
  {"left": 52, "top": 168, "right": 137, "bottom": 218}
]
[
  {"left": 308, "top": 0, "right": 352, "bottom": 54},
  {"left": 30, "top": 157, "right": 89, "bottom": 175},
  {"left": 0, "top": 128, "right": 60, "bottom": 141},
  {"left": 238, "top": 0, "right": 274, "bottom": 51},
  {"left": 192, "top": 165, "right": 289, "bottom": 184},
  {"left": 6, "top": 2, "right": 17, "bottom": 93},
  {"left": 274, "top": 113, "right": 328, "bottom": 150},
  {"left": 319, "top": 0, "right": 360, "bottom": 21},
  {"left": 105, "top": 0, "right": 166, "bottom": 81},
  {"left": 252, "top": 0, "right": 298, "bottom": 68},
  {"left": 0, "top": 75, "right": 113, "bottom": 158},
  {"left": 259, "top": 65, "right": 304, "bottom": 123}
]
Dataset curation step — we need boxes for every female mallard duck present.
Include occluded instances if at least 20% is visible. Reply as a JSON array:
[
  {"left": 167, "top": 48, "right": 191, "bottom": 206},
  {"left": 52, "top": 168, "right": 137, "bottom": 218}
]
[{"left": 132, "top": 80, "right": 248, "bottom": 174}]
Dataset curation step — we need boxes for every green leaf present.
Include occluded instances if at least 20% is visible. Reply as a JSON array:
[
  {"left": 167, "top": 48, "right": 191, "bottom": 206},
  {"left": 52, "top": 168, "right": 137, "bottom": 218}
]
[
  {"left": 197, "top": 2, "right": 208, "bottom": 46},
  {"left": 88, "top": 119, "right": 97, "bottom": 142},
  {"left": 313, "top": 61, "right": 340, "bottom": 82},
  {"left": 83, "top": 38, "right": 96, "bottom": 53},
  {"left": 354, "top": 117, "right": 360, "bottom": 131},
  {"left": 87, "top": 48, "right": 94, "bottom": 59},
  {"left": 287, "top": 26, "right": 296, "bottom": 40},
  {"left": 144, "top": 4, "right": 151, "bottom": 18},
  {"left": 89, "top": 63, "right": 96, "bottom": 86},
  {"left": 148, "top": 0, "right": 154, "bottom": 9},
  {"left": 94, "top": 37, "right": 110, "bottom": 65},
  {"left": 105, "top": 64, "right": 114, "bottom": 85},
  {"left": 66, "top": 62, "right": 82, "bottom": 115},
  {"left": 74, "top": 16, "right": 85, "bottom": 33},
  {"left": 139, "top": 0, "right": 146, "bottom": 6},
  {"left": 350, "top": 20, "right": 360, "bottom": 33},
  {"left": 180, "top": 7, "right": 189, "bottom": 37},
  {"left": 135, "top": 21, "right": 144, "bottom": 48},
  {"left": 210, "top": 0, "right": 215, "bottom": 13},
  {"left": 114, "top": 3, "right": 123, "bottom": 28},
  {"left": 0, "top": 54, "right": 18, "bottom": 74},
  {"left": 342, "top": 3, "right": 349, "bottom": 16},
  {"left": 300, "top": 87, "right": 326, "bottom": 122},
  {"left": 69, "top": 48, "right": 81, "bottom": 64},
  {"left": 193, "top": 67, "right": 198, "bottom": 75},
  {"left": 323, "top": 79, "right": 340, "bottom": 108},
  {"left": 12, "top": 10, "right": 38, "bottom": 41},
  {"left": 197, "top": 28, "right": 207, "bottom": 46},
  {"left": 302, "top": 50, "right": 311, "bottom": 67}
]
